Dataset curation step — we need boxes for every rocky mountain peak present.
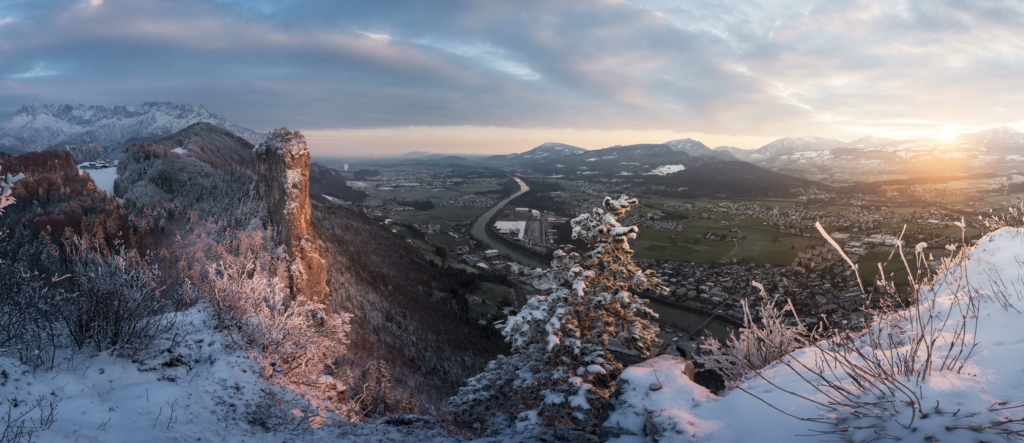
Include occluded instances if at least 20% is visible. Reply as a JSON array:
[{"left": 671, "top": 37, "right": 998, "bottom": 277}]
[
  {"left": 0, "top": 101, "right": 263, "bottom": 156},
  {"left": 254, "top": 128, "right": 326, "bottom": 303}
]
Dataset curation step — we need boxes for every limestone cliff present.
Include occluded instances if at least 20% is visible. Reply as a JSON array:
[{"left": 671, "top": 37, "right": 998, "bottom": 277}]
[{"left": 254, "top": 128, "right": 327, "bottom": 303}]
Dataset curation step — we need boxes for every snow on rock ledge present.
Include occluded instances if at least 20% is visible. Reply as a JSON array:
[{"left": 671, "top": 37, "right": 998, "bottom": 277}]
[
  {"left": 605, "top": 227, "right": 1024, "bottom": 442},
  {"left": 254, "top": 128, "right": 327, "bottom": 303},
  {"left": 603, "top": 355, "right": 718, "bottom": 441}
]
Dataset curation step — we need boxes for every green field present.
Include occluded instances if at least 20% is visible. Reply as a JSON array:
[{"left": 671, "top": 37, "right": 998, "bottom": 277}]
[
  {"left": 890, "top": 206, "right": 927, "bottom": 215},
  {"left": 389, "top": 206, "right": 488, "bottom": 228},
  {"left": 467, "top": 282, "right": 515, "bottom": 319},
  {"left": 389, "top": 224, "right": 444, "bottom": 263},
  {"left": 428, "top": 232, "right": 466, "bottom": 250},
  {"left": 451, "top": 183, "right": 502, "bottom": 193},
  {"left": 877, "top": 222, "right": 930, "bottom": 232},
  {"left": 370, "top": 187, "right": 465, "bottom": 200},
  {"left": 727, "top": 220, "right": 822, "bottom": 265},
  {"left": 630, "top": 218, "right": 821, "bottom": 265}
]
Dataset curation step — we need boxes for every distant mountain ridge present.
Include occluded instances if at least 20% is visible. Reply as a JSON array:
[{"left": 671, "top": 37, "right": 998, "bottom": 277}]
[
  {"left": 0, "top": 102, "right": 262, "bottom": 161},
  {"left": 753, "top": 136, "right": 848, "bottom": 157}
]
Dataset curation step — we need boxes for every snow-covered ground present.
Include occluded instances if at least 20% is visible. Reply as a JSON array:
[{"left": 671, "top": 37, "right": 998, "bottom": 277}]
[
  {"left": 6, "top": 227, "right": 1023, "bottom": 442},
  {"left": 604, "top": 227, "right": 1024, "bottom": 442},
  {"left": 646, "top": 164, "right": 685, "bottom": 175},
  {"left": 0, "top": 304, "right": 465, "bottom": 443},
  {"left": 83, "top": 167, "right": 118, "bottom": 195}
]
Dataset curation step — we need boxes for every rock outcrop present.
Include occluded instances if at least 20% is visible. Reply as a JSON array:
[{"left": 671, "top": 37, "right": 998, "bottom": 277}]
[{"left": 254, "top": 128, "right": 327, "bottom": 303}]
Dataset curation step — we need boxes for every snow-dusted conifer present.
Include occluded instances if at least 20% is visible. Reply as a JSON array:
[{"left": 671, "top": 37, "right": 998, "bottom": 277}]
[{"left": 449, "top": 195, "right": 663, "bottom": 436}]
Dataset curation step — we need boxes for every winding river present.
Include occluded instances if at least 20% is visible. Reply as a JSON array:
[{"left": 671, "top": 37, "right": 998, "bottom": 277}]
[
  {"left": 471, "top": 176, "right": 734, "bottom": 340},
  {"left": 469, "top": 177, "right": 549, "bottom": 269}
]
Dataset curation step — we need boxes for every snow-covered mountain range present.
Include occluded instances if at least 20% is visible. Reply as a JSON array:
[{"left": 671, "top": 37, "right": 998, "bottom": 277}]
[
  {"left": 656, "top": 127, "right": 1024, "bottom": 182},
  {"left": 0, "top": 102, "right": 262, "bottom": 160},
  {"left": 484, "top": 128, "right": 1024, "bottom": 183},
  {"left": 746, "top": 127, "right": 1024, "bottom": 182}
]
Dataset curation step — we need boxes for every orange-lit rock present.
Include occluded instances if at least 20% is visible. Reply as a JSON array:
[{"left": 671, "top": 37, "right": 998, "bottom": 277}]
[{"left": 254, "top": 128, "right": 327, "bottom": 303}]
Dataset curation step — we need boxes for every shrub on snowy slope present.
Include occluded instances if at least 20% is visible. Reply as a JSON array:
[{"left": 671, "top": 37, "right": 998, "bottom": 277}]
[
  {"left": 448, "top": 195, "right": 663, "bottom": 437},
  {"left": 199, "top": 231, "right": 353, "bottom": 421},
  {"left": 606, "top": 227, "right": 1024, "bottom": 442},
  {"left": 0, "top": 152, "right": 181, "bottom": 370}
]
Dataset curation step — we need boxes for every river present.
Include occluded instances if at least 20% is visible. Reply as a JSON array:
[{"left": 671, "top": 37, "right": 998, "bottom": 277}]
[
  {"left": 469, "top": 177, "right": 549, "bottom": 269},
  {"left": 645, "top": 298, "right": 734, "bottom": 342},
  {"left": 471, "top": 176, "right": 734, "bottom": 340}
]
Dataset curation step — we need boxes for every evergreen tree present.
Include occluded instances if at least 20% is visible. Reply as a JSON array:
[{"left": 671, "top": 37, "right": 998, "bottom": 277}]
[{"left": 448, "top": 195, "right": 663, "bottom": 436}]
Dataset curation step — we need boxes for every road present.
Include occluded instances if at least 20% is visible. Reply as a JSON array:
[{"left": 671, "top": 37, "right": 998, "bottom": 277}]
[{"left": 469, "top": 177, "right": 549, "bottom": 269}]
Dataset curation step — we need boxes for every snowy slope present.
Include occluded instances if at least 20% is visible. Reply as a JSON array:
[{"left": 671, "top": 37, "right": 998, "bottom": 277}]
[
  {"left": 0, "top": 102, "right": 262, "bottom": 153},
  {"left": 605, "top": 227, "right": 1024, "bottom": 442},
  {"left": 753, "top": 136, "right": 848, "bottom": 157},
  {"left": 0, "top": 304, "right": 465, "bottom": 443},
  {"left": 83, "top": 167, "right": 118, "bottom": 195}
]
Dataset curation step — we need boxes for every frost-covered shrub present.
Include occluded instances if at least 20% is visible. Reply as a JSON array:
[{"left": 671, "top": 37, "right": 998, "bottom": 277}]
[
  {"left": 53, "top": 242, "right": 176, "bottom": 360},
  {"left": 448, "top": 195, "right": 662, "bottom": 436},
  {"left": 0, "top": 268, "right": 62, "bottom": 369},
  {"left": 198, "top": 231, "right": 352, "bottom": 419},
  {"left": 698, "top": 281, "right": 807, "bottom": 383},
  {"left": 713, "top": 222, "right": 1002, "bottom": 441},
  {"left": 351, "top": 360, "right": 419, "bottom": 418},
  {"left": 0, "top": 395, "right": 59, "bottom": 443}
]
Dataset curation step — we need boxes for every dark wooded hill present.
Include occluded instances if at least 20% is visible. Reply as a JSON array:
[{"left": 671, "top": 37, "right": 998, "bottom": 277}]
[{"left": 652, "top": 161, "right": 830, "bottom": 199}]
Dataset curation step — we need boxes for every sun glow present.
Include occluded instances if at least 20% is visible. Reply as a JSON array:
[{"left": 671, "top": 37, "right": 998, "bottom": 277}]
[{"left": 934, "top": 127, "right": 961, "bottom": 142}]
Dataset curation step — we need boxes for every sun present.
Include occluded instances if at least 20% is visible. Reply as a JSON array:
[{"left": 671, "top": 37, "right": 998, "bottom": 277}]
[{"left": 934, "top": 128, "right": 960, "bottom": 143}]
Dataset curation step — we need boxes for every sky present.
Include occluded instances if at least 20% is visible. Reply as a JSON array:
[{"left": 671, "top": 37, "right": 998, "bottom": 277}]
[{"left": 2, "top": 0, "right": 1024, "bottom": 156}]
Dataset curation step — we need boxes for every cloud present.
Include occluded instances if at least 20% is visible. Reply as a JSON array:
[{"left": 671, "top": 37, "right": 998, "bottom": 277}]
[
  {"left": 1, "top": 0, "right": 1024, "bottom": 151},
  {"left": 415, "top": 38, "right": 540, "bottom": 80},
  {"left": 355, "top": 30, "right": 392, "bottom": 44},
  {"left": 8, "top": 65, "right": 59, "bottom": 79}
]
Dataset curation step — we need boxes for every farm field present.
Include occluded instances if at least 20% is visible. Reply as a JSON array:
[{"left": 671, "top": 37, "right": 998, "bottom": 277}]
[
  {"left": 631, "top": 218, "right": 822, "bottom": 265},
  {"left": 467, "top": 282, "right": 515, "bottom": 319},
  {"left": 389, "top": 206, "right": 487, "bottom": 228}
]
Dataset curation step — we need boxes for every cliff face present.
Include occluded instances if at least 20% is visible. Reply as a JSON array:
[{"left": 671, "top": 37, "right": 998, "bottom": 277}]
[{"left": 254, "top": 128, "right": 327, "bottom": 303}]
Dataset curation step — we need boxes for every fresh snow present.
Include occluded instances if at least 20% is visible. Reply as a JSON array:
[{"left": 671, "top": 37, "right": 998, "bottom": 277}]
[
  {"left": 0, "top": 304, "right": 466, "bottom": 443},
  {"left": 605, "top": 227, "right": 1024, "bottom": 442},
  {"left": 84, "top": 167, "right": 118, "bottom": 195},
  {"left": 646, "top": 164, "right": 686, "bottom": 175}
]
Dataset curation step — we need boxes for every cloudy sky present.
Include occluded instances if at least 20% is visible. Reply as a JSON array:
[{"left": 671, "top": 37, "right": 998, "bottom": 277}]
[{"left": 2, "top": 0, "right": 1023, "bottom": 155}]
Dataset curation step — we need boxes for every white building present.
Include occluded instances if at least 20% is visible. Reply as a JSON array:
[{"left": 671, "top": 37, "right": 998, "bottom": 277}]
[{"left": 494, "top": 221, "right": 527, "bottom": 239}]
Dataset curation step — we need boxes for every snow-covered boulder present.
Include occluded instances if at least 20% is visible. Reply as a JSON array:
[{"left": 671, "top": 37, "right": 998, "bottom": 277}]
[{"left": 603, "top": 355, "right": 717, "bottom": 442}]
